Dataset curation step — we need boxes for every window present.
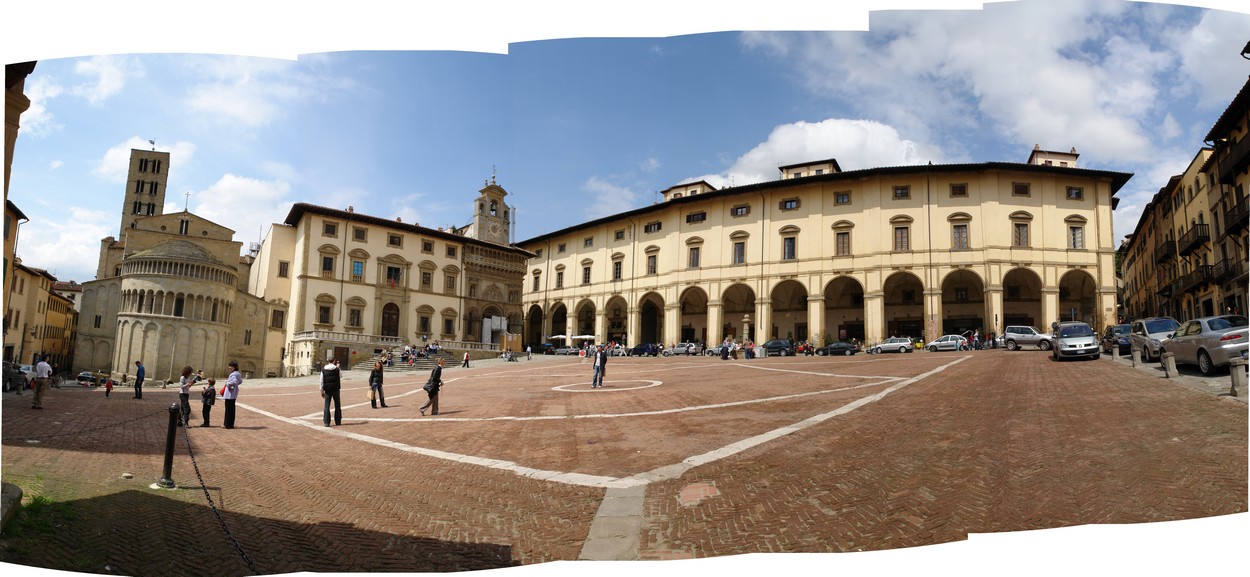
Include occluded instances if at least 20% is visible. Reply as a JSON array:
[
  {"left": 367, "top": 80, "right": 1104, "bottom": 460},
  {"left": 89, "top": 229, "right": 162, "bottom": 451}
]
[
  {"left": 688, "top": 246, "right": 701, "bottom": 268},
  {"left": 1013, "top": 223, "right": 1030, "bottom": 247},
  {"left": 422, "top": 240, "right": 434, "bottom": 253},
  {"left": 348, "top": 309, "right": 362, "bottom": 327},
  {"left": 730, "top": 205, "right": 750, "bottom": 217},
  {"left": 1068, "top": 226, "right": 1084, "bottom": 249},
  {"left": 584, "top": 237, "right": 594, "bottom": 248},
  {"left": 149, "top": 182, "right": 159, "bottom": 195},
  {"left": 386, "top": 266, "right": 402, "bottom": 287},
  {"left": 893, "top": 186, "right": 910, "bottom": 200},
  {"left": 421, "top": 271, "right": 433, "bottom": 290},
  {"left": 179, "top": 220, "right": 189, "bottom": 235},
  {"left": 532, "top": 275, "right": 541, "bottom": 291},
  {"left": 612, "top": 261, "right": 622, "bottom": 280},
  {"left": 732, "top": 241, "right": 746, "bottom": 264},
  {"left": 950, "top": 183, "right": 968, "bottom": 197},
  {"left": 1012, "top": 182, "right": 1030, "bottom": 197},
  {"left": 244, "top": 329, "right": 252, "bottom": 345},
  {"left": 146, "top": 203, "right": 155, "bottom": 215},
  {"left": 686, "top": 212, "right": 706, "bottom": 224},
  {"left": 836, "top": 231, "right": 851, "bottom": 256},
  {"left": 388, "top": 234, "right": 403, "bottom": 248},
  {"left": 444, "top": 318, "right": 454, "bottom": 335},
  {"left": 952, "top": 224, "right": 969, "bottom": 250},
  {"left": 321, "top": 255, "right": 335, "bottom": 276},
  {"left": 323, "top": 222, "right": 338, "bottom": 237},
  {"left": 780, "top": 198, "right": 799, "bottom": 211},
  {"left": 644, "top": 221, "right": 662, "bottom": 233},
  {"left": 134, "top": 180, "right": 144, "bottom": 193},
  {"left": 894, "top": 227, "right": 910, "bottom": 251},
  {"left": 94, "top": 315, "right": 102, "bottom": 329},
  {"left": 835, "top": 191, "right": 851, "bottom": 205},
  {"left": 278, "top": 261, "right": 290, "bottom": 278},
  {"left": 614, "top": 230, "right": 625, "bottom": 241},
  {"left": 318, "top": 305, "right": 332, "bottom": 324},
  {"left": 782, "top": 237, "right": 796, "bottom": 260},
  {"left": 353, "top": 227, "right": 367, "bottom": 242},
  {"left": 271, "top": 310, "right": 285, "bottom": 328},
  {"left": 556, "top": 271, "right": 564, "bottom": 289},
  {"left": 647, "top": 255, "right": 657, "bottom": 275},
  {"left": 420, "top": 316, "right": 431, "bottom": 333},
  {"left": 351, "top": 260, "right": 364, "bottom": 282},
  {"left": 445, "top": 275, "right": 456, "bottom": 292},
  {"left": 583, "top": 266, "right": 592, "bottom": 284},
  {"left": 1066, "top": 187, "right": 1084, "bottom": 201},
  {"left": 446, "top": 246, "right": 457, "bottom": 258},
  {"left": 955, "top": 288, "right": 968, "bottom": 302},
  {"left": 558, "top": 243, "right": 566, "bottom": 253}
]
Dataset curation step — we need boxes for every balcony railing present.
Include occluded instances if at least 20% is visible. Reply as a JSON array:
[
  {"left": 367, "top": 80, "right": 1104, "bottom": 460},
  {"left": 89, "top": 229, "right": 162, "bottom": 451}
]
[
  {"left": 1179, "top": 265, "right": 1214, "bottom": 294},
  {"left": 1216, "top": 135, "right": 1250, "bottom": 186},
  {"left": 1154, "top": 239, "right": 1176, "bottom": 264},
  {"left": 1226, "top": 258, "right": 1248, "bottom": 282},
  {"left": 1177, "top": 224, "right": 1210, "bottom": 256},
  {"left": 1225, "top": 194, "right": 1248, "bottom": 236}
]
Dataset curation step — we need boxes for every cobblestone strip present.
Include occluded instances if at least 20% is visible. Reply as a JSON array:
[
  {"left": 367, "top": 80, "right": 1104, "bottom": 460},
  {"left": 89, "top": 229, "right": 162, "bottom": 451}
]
[{"left": 578, "top": 355, "right": 972, "bottom": 560}]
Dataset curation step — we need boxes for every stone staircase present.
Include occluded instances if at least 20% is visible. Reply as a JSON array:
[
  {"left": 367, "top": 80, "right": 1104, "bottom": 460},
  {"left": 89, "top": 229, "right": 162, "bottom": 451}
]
[{"left": 350, "top": 348, "right": 455, "bottom": 375}]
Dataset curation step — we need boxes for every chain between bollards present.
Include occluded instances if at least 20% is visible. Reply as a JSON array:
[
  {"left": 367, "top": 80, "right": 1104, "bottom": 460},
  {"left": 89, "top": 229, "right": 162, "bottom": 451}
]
[{"left": 157, "top": 403, "right": 179, "bottom": 488}]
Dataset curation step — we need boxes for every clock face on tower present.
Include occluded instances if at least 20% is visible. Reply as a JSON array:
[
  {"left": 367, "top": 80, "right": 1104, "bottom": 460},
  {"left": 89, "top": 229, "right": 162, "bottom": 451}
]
[{"left": 488, "top": 222, "right": 501, "bottom": 236}]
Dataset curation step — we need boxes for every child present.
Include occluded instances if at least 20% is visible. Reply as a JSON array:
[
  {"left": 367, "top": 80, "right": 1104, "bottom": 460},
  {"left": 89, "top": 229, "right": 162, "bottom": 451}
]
[
  {"left": 104, "top": 378, "right": 113, "bottom": 398},
  {"left": 200, "top": 378, "right": 217, "bottom": 427}
]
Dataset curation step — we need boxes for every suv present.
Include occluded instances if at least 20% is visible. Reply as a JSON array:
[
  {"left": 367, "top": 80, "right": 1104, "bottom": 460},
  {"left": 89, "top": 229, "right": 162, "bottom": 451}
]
[
  {"left": 761, "top": 339, "right": 796, "bottom": 356},
  {"left": 1129, "top": 316, "right": 1180, "bottom": 362},
  {"left": 1001, "top": 325, "right": 1053, "bottom": 351}
]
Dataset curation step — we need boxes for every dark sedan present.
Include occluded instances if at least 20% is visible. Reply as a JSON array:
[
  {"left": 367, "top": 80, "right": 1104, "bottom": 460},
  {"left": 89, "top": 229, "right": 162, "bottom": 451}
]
[
  {"left": 627, "top": 343, "right": 659, "bottom": 357},
  {"left": 816, "top": 341, "right": 860, "bottom": 356},
  {"left": 1101, "top": 324, "right": 1131, "bottom": 355}
]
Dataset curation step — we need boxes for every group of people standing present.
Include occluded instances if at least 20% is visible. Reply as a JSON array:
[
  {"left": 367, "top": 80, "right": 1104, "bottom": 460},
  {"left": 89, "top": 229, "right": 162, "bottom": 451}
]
[
  {"left": 318, "top": 354, "right": 444, "bottom": 425},
  {"left": 171, "top": 361, "right": 242, "bottom": 428}
]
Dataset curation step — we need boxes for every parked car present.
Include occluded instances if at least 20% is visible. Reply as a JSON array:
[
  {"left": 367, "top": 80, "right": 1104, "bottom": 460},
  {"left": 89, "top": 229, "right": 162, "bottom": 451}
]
[
  {"left": 1129, "top": 316, "right": 1181, "bottom": 362},
  {"left": 540, "top": 343, "right": 557, "bottom": 355},
  {"left": 927, "top": 334, "right": 968, "bottom": 352},
  {"left": 76, "top": 371, "right": 100, "bottom": 385},
  {"left": 553, "top": 346, "right": 576, "bottom": 355},
  {"left": 663, "top": 342, "right": 703, "bottom": 356},
  {"left": 871, "top": 337, "right": 915, "bottom": 354},
  {"left": 1100, "top": 324, "right": 1132, "bottom": 355},
  {"left": 761, "top": 339, "right": 796, "bottom": 356},
  {"left": 1001, "top": 325, "right": 1053, "bottom": 351},
  {"left": 1159, "top": 315, "right": 1249, "bottom": 375},
  {"left": 609, "top": 344, "right": 628, "bottom": 356},
  {"left": 628, "top": 343, "right": 659, "bottom": 357},
  {"left": 3, "top": 361, "right": 28, "bottom": 392},
  {"left": 704, "top": 345, "right": 725, "bottom": 357},
  {"left": 1052, "top": 321, "right": 1100, "bottom": 361},
  {"left": 816, "top": 341, "right": 860, "bottom": 356}
]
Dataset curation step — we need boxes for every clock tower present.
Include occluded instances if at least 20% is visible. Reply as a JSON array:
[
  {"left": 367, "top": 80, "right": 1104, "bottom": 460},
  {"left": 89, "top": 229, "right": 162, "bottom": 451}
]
[{"left": 472, "top": 170, "right": 511, "bottom": 245}]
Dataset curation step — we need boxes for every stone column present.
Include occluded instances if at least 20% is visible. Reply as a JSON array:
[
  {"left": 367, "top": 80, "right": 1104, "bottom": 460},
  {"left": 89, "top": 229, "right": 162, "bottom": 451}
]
[
  {"left": 627, "top": 306, "right": 641, "bottom": 347},
  {"left": 864, "top": 292, "right": 885, "bottom": 343},
  {"left": 707, "top": 300, "right": 723, "bottom": 346},
  {"left": 985, "top": 288, "right": 1004, "bottom": 334},
  {"left": 1042, "top": 288, "right": 1060, "bottom": 331},
  {"left": 807, "top": 295, "right": 826, "bottom": 344},
  {"left": 756, "top": 298, "right": 772, "bottom": 342},
  {"left": 923, "top": 288, "right": 942, "bottom": 343},
  {"left": 664, "top": 303, "right": 680, "bottom": 348}
]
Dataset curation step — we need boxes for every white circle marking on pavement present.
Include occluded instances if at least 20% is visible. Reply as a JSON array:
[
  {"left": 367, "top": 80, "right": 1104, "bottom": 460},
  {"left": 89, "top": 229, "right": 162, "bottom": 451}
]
[{"left": 551, "top": 380, "right": 662, "bottom": 392}]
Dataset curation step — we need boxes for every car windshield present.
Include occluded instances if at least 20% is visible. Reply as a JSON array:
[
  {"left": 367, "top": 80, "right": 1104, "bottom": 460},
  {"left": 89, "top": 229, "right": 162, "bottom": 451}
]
[
  {"left": 1208, "top": 316, "right": 1248, "bottom": 331},
  {"left": 1111, "top": 324, "right": 1130, "bottom": 335},
  {"left": 1059, "top": 324, "right": 1094, "bottom": 338},
  {"left": 1145, "top": 319, "right": 1179, "bottom": 333}
]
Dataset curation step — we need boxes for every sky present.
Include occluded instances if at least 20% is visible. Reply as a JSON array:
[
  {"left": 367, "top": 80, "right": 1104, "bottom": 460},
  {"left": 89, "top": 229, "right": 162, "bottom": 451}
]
[{"left": 3, "top": 1, "right": 1248, "bottom": 573}]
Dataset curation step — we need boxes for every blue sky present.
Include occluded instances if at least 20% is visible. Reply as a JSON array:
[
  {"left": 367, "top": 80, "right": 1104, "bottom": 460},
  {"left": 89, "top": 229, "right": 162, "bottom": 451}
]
[{"left": 5, "top": 0, "right": 1248, "bottom": 289}]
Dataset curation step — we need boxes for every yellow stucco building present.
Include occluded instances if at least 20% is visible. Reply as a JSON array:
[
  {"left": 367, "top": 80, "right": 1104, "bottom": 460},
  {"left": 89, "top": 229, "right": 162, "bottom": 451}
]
[{"left": 518, "top": 147, "right": 1132, "bottom": 348}]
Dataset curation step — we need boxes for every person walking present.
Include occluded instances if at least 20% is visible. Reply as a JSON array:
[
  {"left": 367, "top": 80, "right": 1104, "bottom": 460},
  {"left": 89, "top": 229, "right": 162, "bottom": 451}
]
[
  {"left": 104, "top": 378, "right": 113, "bottom": 399},
  {"left": 32, "top": 354, "right": 52, "bottom": 409},
  {"left": 133, "top": 360, "right": 145, "bottom": 399},
  {"left": 368, "top": 360, "right": 388, "bottom": 409},
  {"left": 526, "top": 345, "right": 532, "bottom": 360},
  {"left": 590, "top": 345, "right": 607, "bottom": 388},
  {"left": 462, "top": 351, "right": 470, "bottom": 368},
  {"left": 320, "top": 358, "right": 343, "bottom": 426},
  {"left": 419, "top": 357, "right": 445, "bottom": 416},
  {"left": 200, "top": 378, "right": 216, "bottom": 426},
  {"left": 223, "top": 361, "right": 242, "bottom": 429},
  {"left": 177, "top": 366, "right": 194, "bottom": 426}
]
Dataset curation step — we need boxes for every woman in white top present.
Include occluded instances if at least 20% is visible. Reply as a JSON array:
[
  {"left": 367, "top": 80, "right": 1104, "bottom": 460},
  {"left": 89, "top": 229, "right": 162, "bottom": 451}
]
[{"left": 178, "top": 366, "right": 194, "bottom": 426}]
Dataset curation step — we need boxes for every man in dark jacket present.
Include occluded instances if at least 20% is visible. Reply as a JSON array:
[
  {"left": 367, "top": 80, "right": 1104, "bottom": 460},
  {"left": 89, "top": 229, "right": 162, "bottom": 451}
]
[{"left": 320, "top": 358, "right": 343, "bottom": 427}]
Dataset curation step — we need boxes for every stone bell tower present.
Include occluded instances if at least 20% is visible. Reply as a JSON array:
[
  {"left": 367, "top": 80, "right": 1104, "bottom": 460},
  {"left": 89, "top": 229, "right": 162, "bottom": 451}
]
[{"left": 472, "top": 168, "right": 511, "bottom": 245}]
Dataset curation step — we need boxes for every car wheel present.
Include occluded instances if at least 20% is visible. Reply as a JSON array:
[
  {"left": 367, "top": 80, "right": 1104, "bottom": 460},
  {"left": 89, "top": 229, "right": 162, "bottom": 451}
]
[
  {"left": 928, "top": 345, "right": 937, "bottom": 352},
  {"left": 1140, "top": 348, "right": 1149, "bottom": 364},
  {"left": 1092, "top": 353, "right": 1100, "bottom": 361},
  {"left": 844, "top": 349, "right": 853, "bottom": 356},
  {"left": 1198, "top": 351, "right": 1215, "bottom": 376},
  {"left": 899, "top": 346, "right": 908, "bottom": 354},
  {"left": 1039, "top": 340, "right": 1052, "bottom": 351},
  {"left": 1006, "top": 340, "right": 1018, "bottom": 351}
]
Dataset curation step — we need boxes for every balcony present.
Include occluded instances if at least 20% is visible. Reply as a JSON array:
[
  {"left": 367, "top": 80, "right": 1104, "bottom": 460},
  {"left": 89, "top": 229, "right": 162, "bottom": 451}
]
[
  {"left": 1216, "top": 135, "right": 1250, "bottom": 186},
  {"left": 1156, "top": 275, "right": 1174, "bottom": 298},
  {"left": 1177, "top": 224, "right": 1210, "bottom": 256},
  {"left": 1225, "top": 194, "right": 1248, "bottom": 236},
  {"left": 1154, "top": 239, "right": 1176, "bottom": 264},
  {"left": 1179, "top": 265, "right": 1214, "bottom": 294},
  {"left": 1225, "top": 258, "right": 1248, "bottom": 282}
]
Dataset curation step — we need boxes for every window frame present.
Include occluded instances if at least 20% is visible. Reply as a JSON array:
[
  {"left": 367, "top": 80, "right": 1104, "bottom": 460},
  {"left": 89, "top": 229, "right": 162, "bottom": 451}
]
[{"left": 893, "top": 186, "right": 910, "bottom": 200}]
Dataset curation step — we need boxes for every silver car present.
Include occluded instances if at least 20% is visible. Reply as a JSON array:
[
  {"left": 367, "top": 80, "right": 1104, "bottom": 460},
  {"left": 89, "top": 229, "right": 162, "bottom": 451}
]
[
  {"left": 1129, "top": 316, "right": 1181, "bottom": 362},
  {"left": 871, "top": 337, "right": 915, "bottom": 354},
  {"left": 1159, "top": 315, "right": 1249, "bottom": 375},
  {"left": 1001, "top": 325, "right": 1053, "bottom": 351},
  {"left": 1052, "top": 321, "right": 1100, "bottom": 361},
  {"left": 926, "top": 334, "right": 967, "bottom": 352}
]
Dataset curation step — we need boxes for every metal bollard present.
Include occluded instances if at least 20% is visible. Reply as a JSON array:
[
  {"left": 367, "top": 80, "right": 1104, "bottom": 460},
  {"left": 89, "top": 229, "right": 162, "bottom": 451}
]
[
  {"left": 1230, "top": 358, "right": 1247, "bottom": 398},
  {"left": 157, "top": 403, "right": 179, "bottom": 489},
  {"left": 1161, "top": 352, "right": 1177, "bottom": 378},
  {"left": 1111, "top": 344, "right": 1119, "bottom": 360},
  {"left": 1130, "top": 347, "right": 1140, "bottom": 368}
]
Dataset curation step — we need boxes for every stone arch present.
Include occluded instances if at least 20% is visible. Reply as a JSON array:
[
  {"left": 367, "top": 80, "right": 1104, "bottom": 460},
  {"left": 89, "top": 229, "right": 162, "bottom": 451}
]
[
  {"left": 549, "top": 302, "right": 569, "bottom": 341},
  {"left": 1002, "top": 267, "right": 1043, "bottom": 329},
  {"left": 525, "top": 304, "right": 545, "bottom": 346},
  {"left": 940, "top": 269, "right": 986, "bottom": 335},
  {"left": 1058, "top": 269, "right": 1098, "bottom": 327},
  {"left": 883, "top": 271, "right": 924, "bottom": 339},
  {"left": 604, "top": 295, "right": 630, "bottom": 343},
  {"left": 721, "top": 283, "right": 757, "bottom": 342},
  {"left": 637, "top": 291, "right": 666, "bottom": 345},
  {"left": 678, "top": 286, "right": 709, "bottom": 344},
  {"left": 770, "top": 279, "right": 809, "bottom": 341},
  {"left": 573, "top": 298, "right": 597, "bottom": 336},
  {"left": 823, "top": 276, "right": 865, "bottom": 342}
]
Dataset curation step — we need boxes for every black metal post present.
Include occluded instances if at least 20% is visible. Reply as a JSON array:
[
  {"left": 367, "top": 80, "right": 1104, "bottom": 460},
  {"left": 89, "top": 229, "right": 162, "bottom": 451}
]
[{"left": 157, "top": 403, "right": 179, "bottom": 488}]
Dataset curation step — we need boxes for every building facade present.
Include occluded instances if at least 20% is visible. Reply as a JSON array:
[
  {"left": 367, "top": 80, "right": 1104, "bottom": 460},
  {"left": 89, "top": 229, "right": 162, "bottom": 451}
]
[
  {"left": 518, "top": 148, "right": 1131, "bottom": 348},
  {"left": 248, "top": 181, "right": 531, "bottom": 376}
]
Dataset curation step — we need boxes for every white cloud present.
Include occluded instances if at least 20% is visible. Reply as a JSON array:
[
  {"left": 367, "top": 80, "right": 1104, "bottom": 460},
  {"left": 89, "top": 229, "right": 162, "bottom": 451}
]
[
  {"left": 191, "top": 174, "right": 292, "bottom": 245},
  {"left": 640, "top": 156, "right": 661, "bottom": 173},
  {"left": 17, "top": 206, "right": 113, "bottom": 282},
  {"left": 1169, "top": 8, "right": 1250, "bottom": 107},
  {"left": 71, "top": 55, "right": 141, "bottom": 105},
  {"left": 48, "top": 160, "right": 63, "bottom": 170},
  {"left": 92, "top": 138, "right": 197, "bottom": 183},
  {"left": 582, "top": 176, "right": 645, "bottom": 219},
  {"left": 181, "top": 55, "right": 355, "bottom": 128},
  {"left": 19, "top": 75, "right": 64, "bottom": 137}
]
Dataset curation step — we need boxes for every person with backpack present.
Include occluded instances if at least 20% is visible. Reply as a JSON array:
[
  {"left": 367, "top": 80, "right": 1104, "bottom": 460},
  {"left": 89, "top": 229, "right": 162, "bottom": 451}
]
[{"left": 320, "top": 358, "right": 343, "bottom": 427}]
